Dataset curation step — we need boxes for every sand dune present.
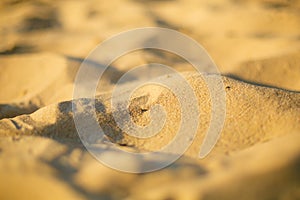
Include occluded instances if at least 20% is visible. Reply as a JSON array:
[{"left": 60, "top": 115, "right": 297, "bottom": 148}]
[
  {"left": 0, "top": 72, "right": 299, "bottom": 158},
  {"left": 0, "top": 0, "right": 300, "bottom": 199}
]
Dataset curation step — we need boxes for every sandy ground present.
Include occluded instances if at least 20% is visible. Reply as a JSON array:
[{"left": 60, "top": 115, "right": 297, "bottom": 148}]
[{"left": 0, "top": 0, "right": 300, "bottom": 199}]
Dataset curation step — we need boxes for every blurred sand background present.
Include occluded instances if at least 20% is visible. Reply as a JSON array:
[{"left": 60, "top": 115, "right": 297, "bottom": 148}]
[{"left": 0, "top": 0, "right": 300, "bottom": 199}]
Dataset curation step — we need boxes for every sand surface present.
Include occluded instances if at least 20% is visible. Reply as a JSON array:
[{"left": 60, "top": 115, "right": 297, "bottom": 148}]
[{"left": 0, "top": 0, "right": 300, "bottom": 199}]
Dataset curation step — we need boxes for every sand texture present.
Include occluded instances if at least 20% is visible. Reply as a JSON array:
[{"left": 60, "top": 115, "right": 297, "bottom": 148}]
[{"left": 0, "top": 0, "right": 300, "bottom": 199}]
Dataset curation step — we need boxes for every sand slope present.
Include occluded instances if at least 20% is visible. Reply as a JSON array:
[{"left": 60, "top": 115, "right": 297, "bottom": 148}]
[
  {"left": 0, "top": 0, "right": 300, "bottom": 199},
  {"left": 3, "top": 73, "right": 299, "bottom": 157}
]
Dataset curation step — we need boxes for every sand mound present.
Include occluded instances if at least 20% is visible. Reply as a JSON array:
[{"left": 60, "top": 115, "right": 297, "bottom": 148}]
[
  {"left": 0, "top": 52, "right": 124, "bottom": 119},
  {"left": 1, "top": 0, "right": 300, "bottom": 199},
  {"left": 0, "top": 53, "right": 77, "bottom": 119},
  {"left": 0, "top": 73, "right": 299, "bottom": 159}
]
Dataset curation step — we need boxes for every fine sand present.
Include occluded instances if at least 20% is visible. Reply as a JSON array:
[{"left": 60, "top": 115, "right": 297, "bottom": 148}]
[{"left": 0, "top": 0, "right": 300, "bottom": 200}]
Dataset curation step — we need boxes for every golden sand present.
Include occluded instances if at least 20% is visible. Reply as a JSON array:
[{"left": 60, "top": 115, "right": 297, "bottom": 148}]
[{"left": 0, "top": 0, "right": 300, "bottom": 199}]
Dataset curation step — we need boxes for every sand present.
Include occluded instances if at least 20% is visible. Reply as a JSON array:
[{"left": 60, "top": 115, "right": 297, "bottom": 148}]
[{"left": 0, "top": 0, "right": 300, "bottom": 199}]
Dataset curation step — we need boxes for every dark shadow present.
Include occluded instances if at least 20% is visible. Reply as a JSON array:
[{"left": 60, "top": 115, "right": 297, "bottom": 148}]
[
  {"left": 0, "top": 103, "right": 40, "bottom": 119},
  {"left": 56, "top": 99, "right": 125, "bottom": 144},
  {"left": 262, "top": 2, "right": 290, "bottom": 9},
  {"left": 0, "top": 45, "right": 36, "bottom": 55},
  {"left": 140, "top": 48, "right": 189, "bottom": 67},
  {"left": 39, "top": 144, "right": 113, "bottom": 200},
  {"left": 66, "top": 56, "right": 108, "bottom": 69},
  {"left": 154, "top": 18, "right": 178, "bottom": 30},
  {"left": 132, "top": 0, "right": 179, "bottom": 30},
  {"left": 18, "top": 6, "right": 61, "bottom": 33},
  {"left": 66, "top": 55, "right": 138, "bottom": 85},
  {"left": 18, "top": 16, "right": 61, "bottom": 32},
  {"left": 166, "top": 159, "right": 207, "bottom": 175}
]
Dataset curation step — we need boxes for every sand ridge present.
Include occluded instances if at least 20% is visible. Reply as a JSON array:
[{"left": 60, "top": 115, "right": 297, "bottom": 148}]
[{"left": 0, "top": 0, "right": 300, "bottom": 199}]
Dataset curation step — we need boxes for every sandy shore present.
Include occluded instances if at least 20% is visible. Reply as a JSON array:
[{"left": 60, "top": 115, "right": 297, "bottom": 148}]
[{"left": 0, "top": 0, "right": 300, "bottom": 199}]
